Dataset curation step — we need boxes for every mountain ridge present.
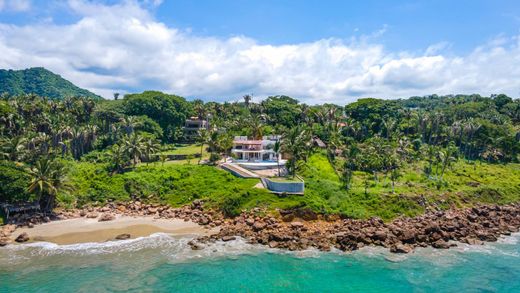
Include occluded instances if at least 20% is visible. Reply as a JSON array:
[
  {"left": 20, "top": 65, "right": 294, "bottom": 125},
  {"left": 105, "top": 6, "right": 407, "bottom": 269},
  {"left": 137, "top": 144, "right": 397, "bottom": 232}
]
[{"left": 0, "top": 67, "right": 102, "bottom": 100}]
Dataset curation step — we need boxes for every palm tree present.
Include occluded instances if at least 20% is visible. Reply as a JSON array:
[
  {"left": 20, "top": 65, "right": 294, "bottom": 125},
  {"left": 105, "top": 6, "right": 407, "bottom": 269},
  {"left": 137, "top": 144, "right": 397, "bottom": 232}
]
[
  {"left": 197, "top": 128, "right": 209, "bottom": 164},
  {"left": 142, "top": 138, "right": 161, "bottom": 165},
  {"left": 273, "top": 140, "right": 282, "bottom": 176},
  {"left": 109, "top": 143, "right": 127, "bottom": 173},
  {"left": 121, "top": 116, "right": 138, "bottom": 136},
  {"left": 27, "top": 158, "right": 70, "bottom": 212},
  {"left": 243, "top": 94, "right": 252, "bottom": 108},
  {"left": 123, "top": 133, "right": 145, "bottom": 166},
  {"left": 0, "top": 136, "right": 26, "bottom": 161},
  {"left": 249, "top": 114, "right": 264, "bottom": 139},
  {"left": 282, "top": 125, "right": 311, "bottom": 177}
]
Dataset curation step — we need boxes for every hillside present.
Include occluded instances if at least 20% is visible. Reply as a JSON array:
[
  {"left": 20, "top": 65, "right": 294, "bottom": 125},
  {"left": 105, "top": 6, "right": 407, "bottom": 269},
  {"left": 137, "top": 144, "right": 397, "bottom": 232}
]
[{"left": 0, "top": 67, "right": 102, "bottom": 100}]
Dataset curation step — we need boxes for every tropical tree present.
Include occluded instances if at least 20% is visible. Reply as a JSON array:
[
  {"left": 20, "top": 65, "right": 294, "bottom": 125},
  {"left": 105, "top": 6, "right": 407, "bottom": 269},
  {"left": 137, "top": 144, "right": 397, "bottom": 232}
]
[
  {"left": 273, "top": 140, "right": 282, "bottom": 176},
  {"left": 282, "top": 125, "right": 312, "bottom": 177},
  {"left": 27, "top": 157, "right": 70, "bottom": 212},
  {"left": 109, "top": 143, "right": 128, "bottom": 173},
  {"left": 141, "top": 138, "right": 161, "bottom": 165},
  {"left": 197, "top": 128, "right": 209, "bottom": 164},
  {"left": 123, "top": 133, "right": 145, "bottom": 166}
]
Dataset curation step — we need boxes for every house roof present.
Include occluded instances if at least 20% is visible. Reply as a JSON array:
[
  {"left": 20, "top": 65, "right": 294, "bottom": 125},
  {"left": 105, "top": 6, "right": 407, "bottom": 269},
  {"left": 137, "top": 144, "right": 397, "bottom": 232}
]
[{"left": 233, "top": 140, "right": 263, "bottom": 144}]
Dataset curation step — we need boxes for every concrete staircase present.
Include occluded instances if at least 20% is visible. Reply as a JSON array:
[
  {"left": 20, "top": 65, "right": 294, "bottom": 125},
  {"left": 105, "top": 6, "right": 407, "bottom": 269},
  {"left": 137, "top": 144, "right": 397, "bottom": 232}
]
[{"left": 221, "top": 163, "right": 260, "bottom": 178}]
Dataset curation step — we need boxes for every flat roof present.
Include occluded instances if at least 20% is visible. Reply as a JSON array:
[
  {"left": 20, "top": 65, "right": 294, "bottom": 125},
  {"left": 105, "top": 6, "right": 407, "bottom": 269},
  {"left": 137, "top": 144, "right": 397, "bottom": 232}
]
[{"left": 233, "top": 140, "right": 263, "bottom": 144}]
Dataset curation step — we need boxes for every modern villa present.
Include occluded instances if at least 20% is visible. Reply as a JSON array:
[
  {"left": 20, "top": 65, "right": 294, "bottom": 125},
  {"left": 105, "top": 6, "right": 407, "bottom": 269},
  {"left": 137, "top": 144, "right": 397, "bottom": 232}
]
[
  {"left": 183, "top": 117, "right": 210, "bottom": 140},
  {"left": 231, "top": 135, "right": 286, "bottom": 170}
]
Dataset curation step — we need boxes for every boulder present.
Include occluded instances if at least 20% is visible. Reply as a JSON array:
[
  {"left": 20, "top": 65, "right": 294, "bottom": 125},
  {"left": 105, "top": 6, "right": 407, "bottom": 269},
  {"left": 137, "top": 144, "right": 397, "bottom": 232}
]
[
  {"left": 188, "top": 240, "right": 204, "bottom": 250},
  {"left": 221, "top": 236, "right": 236, "bottom": 242},
  {"left": 373, "top": 230, "right": 388, "bottom": 241},
  {"left": 390, "top": 243, "right": 413, "bottom": 254},
  {"left": 86, "top": 212, "right": 99, "bottom": 219},
  {"left": 290, "top": 222, "right": 304, "bottom": 229},
  {"left": 252, "top": 222, "right": 267, "bottom": 231},
  {"left": 0, "top": 238, "right": 9, "bottom": 246},
  {"left": 115, "top": 233, "right": 131, "bottom": 240},
  {"left": 98, "top": 213, "right": 115, "bottom": 222},
  {"left": 15, "top": 232, "right": 29, "bottom": 243},
  {"left": 432, "top": 240, "right": 450, "bottom": 249}
]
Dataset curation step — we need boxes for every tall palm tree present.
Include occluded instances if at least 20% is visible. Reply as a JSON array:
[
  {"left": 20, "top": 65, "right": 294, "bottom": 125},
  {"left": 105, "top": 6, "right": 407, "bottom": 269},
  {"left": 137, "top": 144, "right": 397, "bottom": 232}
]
[
  {"left": 121, "top": 116, "right": 138, "bottom": 136},
  {"left": 142, "top": 138, "right": 161, "bottom": 165},
  {"left": 273, "top": 140, "right": 282, "bottom": 176},
  {"left": 282, "top": 125, "right": 311, "bottom": 177},
  {"left": 243, "top": 94, "right": 252, "bottom": 108},
  {"left": 109, "top": 143, "right": 127, "bottom": 173},
  {"left": 27, "top": 158, "right": 70, "bottom": 212},
  {"left": 123, "top": 133, "right": 145, "bottom": 166},
  {"left": 197, "top": 128, "right": 209, "bottom": 164},
  {"left": 249, "top": 114, "right": 264, "bottom": 139},
  {"left": 0, "top": 136, "right": 26, "bottom": 161}
]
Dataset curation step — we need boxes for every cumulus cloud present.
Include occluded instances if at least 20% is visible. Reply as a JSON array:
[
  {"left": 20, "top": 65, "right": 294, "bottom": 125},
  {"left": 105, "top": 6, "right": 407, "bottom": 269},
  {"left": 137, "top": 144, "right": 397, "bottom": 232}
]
[
  {"left": 0, "top": 0, "right": 31, "bottom": 12},
  {"left": 0, "top": 0, "right": 519, "bottom": 103}
]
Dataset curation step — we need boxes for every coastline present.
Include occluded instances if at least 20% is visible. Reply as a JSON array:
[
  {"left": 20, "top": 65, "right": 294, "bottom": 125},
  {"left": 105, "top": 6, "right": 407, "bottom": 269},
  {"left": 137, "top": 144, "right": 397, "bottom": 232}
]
[
  {"left": 9, "top": 216, "right": 215, "bottom": 245},
  {"left": 1, "top": 200, "right": 520, "bottom": 254}
]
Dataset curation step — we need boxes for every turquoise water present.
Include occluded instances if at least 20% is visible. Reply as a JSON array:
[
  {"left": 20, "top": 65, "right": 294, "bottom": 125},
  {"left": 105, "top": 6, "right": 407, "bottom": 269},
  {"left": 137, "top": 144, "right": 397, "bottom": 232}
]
[{"left": 1, "top": 233, "right": 519, "bottom": 292}]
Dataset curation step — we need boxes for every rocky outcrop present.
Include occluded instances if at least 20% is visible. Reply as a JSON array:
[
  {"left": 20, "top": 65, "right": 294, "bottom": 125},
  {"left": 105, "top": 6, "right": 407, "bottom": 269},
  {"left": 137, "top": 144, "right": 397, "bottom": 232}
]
[
  {"left": 191, "top": 203, "right": 520, "bottom": 254},
  {"left": 2, "top": 199, "right": 520, "bottom": 254}
]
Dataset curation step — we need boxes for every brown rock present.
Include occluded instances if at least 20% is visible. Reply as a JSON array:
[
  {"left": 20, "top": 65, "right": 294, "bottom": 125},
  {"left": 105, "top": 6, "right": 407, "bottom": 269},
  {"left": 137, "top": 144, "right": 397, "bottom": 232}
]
[
  {"left": 373, "top": 230, "right": 387, "bottom": 241},
  {"left": 290, "top": 222, "right": 304, "bottom": 229},
  {"left": 188, "top": 240, "right": 204, "bottom": 250},
  {"left": 98, "top": 213, "right": 115, "bottom": 222},
  {"left": 268, "top": 241, "right": 279, "bottom": 248},
  {"left": 221, "top": 236, "right": 236, "bottom": 242},
  {"left": 253, "top": 221, "right": 267, "bottom": 231},
  {"left": 115, "top": 233, "right": 131, "bottom": 240},
  {"left": 0, "top": 238, "right": 9, "bottom": 246},
  {"left": 86, "top": 212, "right": 99, "bottom": 219},
  {"left": 432, "top": 240, "right": 450, "bottom": 249},
  {"left": 15, "top": 232, "right": 29, "bottom": 243}
]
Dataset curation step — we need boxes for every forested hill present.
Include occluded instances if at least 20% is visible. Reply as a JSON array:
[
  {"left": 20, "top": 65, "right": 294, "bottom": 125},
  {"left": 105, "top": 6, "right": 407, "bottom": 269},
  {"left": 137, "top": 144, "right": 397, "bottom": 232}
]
[{"left": 0, "top": 67, "right": 102, "bottom": 100}]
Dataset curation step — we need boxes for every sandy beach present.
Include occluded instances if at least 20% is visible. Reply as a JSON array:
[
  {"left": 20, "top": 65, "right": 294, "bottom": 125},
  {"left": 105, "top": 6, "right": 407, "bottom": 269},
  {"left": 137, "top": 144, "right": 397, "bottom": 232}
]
[{"left": 10, "top": 216, "right": 216, "bottom": 245}]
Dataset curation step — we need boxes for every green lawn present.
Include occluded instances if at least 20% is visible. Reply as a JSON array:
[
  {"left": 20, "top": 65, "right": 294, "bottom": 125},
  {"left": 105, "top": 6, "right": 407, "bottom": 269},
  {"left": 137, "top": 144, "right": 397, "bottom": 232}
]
[{"left": 162, "top": 143, "right": 207, "bottom": 156}]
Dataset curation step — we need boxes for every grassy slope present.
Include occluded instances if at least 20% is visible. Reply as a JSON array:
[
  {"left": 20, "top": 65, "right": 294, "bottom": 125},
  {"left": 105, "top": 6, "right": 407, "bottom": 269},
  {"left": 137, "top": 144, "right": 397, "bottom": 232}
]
[
  {"left": 301, "top": 151, "right": 520, "bottom": 220},
  {"left": 67, "top": 162, "right": 301, "bottom": 215},
  {"left": 64, "top": 151, "right": 520, "bottom": 221}
]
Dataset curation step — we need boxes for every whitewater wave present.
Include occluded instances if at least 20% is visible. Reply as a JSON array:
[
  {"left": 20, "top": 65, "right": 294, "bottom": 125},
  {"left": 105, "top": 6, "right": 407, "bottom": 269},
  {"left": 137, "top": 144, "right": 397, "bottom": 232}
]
[{"left": 1, "top": 232, "right": 519, "bottom": 267}]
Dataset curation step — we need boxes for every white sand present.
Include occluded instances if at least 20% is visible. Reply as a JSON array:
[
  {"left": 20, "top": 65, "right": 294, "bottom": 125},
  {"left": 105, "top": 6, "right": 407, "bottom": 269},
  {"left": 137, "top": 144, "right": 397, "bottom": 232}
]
[{"left": 11, "top": 216, "right": 215, "bottom": 244}]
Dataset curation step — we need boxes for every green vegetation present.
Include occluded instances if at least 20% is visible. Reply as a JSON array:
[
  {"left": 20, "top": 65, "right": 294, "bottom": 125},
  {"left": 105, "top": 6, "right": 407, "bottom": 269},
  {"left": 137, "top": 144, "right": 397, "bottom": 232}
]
[
  {"left": 300, "top": 152, "right": 520, "bottom": 220},
  {"left": 0, "top": 89, "right": 519, "bottom": 221},
  {"left": 0, "top": 68, "right": 102, "bottom": 100}
]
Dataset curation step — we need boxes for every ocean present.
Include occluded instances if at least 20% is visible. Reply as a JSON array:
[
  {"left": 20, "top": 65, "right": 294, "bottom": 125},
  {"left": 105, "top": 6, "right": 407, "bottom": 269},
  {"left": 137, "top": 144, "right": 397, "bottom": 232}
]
[{"left": 1, "top": 233, "right": 519, "bottom": 292}]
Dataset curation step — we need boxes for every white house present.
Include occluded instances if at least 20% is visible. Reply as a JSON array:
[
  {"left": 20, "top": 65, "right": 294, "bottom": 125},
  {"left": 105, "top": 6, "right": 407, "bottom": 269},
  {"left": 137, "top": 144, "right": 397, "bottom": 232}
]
[{"left": 231, "top": 135, "right": 286, "bottom": 170}]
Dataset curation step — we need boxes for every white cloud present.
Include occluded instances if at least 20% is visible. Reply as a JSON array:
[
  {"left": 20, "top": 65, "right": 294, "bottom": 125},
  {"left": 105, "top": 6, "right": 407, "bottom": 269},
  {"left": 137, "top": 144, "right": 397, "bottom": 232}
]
[
  {"left": 0, "top": 0, "right": 519, "bottom": 104},
  {"left": 0, "top": 0, "right": 31, "bottom": 12}
]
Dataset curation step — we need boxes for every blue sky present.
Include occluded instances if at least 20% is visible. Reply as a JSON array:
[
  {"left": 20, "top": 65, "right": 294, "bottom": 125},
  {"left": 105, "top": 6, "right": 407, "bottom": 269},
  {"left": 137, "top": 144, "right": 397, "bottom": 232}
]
[
  {"left": 156, "top": 0, "right": 520, "bottom": 54},
  {"left": 1, "top": 0, "right": 520, "bottom": 103}
]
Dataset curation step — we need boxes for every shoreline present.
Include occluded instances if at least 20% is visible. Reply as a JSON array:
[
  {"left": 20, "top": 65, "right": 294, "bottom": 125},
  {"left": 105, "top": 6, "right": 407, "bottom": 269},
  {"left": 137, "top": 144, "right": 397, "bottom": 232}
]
[
  {"left": 1, "top": 201, "right": 520, "bottom": 254},
  {"left": 9, "top": 216, "right": 215, "bottom": 245}
]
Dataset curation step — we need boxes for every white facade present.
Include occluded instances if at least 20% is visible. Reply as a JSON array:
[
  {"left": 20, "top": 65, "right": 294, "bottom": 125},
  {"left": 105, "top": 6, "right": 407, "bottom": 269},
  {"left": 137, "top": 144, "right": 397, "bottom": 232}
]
[{"left": 231, "top": 135, "right": 282, "bottom": 163}]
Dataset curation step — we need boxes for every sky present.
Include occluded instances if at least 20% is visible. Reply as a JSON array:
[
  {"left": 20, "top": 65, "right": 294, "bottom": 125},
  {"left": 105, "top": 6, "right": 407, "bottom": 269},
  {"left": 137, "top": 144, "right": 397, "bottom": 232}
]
[{"left": 1, "top": 0, "right": 520, "bottom": 104}]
